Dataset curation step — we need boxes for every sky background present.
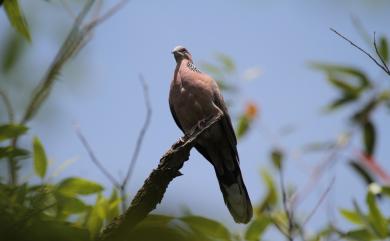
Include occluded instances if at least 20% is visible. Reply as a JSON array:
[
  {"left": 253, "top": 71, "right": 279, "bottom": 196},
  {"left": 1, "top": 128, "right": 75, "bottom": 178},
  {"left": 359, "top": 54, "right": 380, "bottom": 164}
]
[{"left": 1, "top": 0, "right": 389, "bottom": 237}]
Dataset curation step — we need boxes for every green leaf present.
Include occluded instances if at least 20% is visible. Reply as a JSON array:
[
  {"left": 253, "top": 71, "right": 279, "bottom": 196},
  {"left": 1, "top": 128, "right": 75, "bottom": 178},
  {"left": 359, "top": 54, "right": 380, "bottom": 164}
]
[
  {"left": 1, "top": 32, "right": 25, "bottom": 73},
  {"left": 3, "top": 0, "right": 31, "bottom": 41},
  {"left": 343, "top": 228, "right": 375, "bottom": 241},
  {"left": 33, "top": 137, "right": 48, "bottom": 178},
  {"left": 0, "top": 146, "right": 29, "bottom": 159},
  {"left": 363, "top": 121, "right": 376, "bottom": 156},
  {"left": 201, "top": 63, "right": 223, "bottom": 77},
  {"left": 349, "top": 161, "right": 375, "bottom": 185},
  {"left": 258, "top": 169, "right": 278, "bottom": 212},
  {"left": 236, "top": 115, "right": 250, "bottom": 139},
  {"left": 366, "top": 192, "right": 387, "bottom": 237},
  {"left": 327, "top": 76, "right": 358, "bottom": 94},
  {"left": 339, "top": 209, "right": 363, "bottom": 225},
  {"left": 56, "top": 195, "right": 88, "bottom": 215},
  {"left": 378, "top": 36, "right": 388, "bottom": 62},
  {"left": 326, "top": 94, "right": 357, "bottom": 111},
  {"left": 381, "top": 186, "right": 390, "bottom": 197},
  {"left": 86, "top": 194, "right": 106, "bottom": 239},
  {"left": 0, "top": 124, "right": 28, "bottom": 142},
  {"left": 106, "top": 189, "right": 121, "bottom": 221},
  {"left": 141, "top": 214, "right": 174, "bottom": 226},
  {"left": 180, "top": 215, "right": 231, "bottom": 241},
  {"left": 270, "top": 148, "right": 283, "bottom": 170},
  {"left": 312, "top": 63, "right": 371, "bottom": 89},
  {"left": 57, "top": 177, "right": 104, "bottom": 196},
  {"left": 216, "top": 53, "right": 236, "bottom": 73},
  {"left": 245, "top": 217, "right": 270, "bottom": 241}
]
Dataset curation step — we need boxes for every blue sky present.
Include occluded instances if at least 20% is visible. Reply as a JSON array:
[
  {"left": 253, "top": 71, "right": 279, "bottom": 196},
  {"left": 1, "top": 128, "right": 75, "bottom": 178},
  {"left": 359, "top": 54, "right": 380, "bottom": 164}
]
[{"left": 1, "top": 0, "right": 389, "bottom": 236}]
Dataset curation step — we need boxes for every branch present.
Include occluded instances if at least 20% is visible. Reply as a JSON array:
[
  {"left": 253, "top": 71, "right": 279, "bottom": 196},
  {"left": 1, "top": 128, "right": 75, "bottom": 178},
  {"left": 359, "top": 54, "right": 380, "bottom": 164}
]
[
  {"left": 279, "top": 168, "right": 294, "bottom": 241},
  {"left": 75, "top": 124, "right": 121, "bottom": 187},
  {"left": 0, "top": 89, "right": 14, "bottom": 123},
  {"left": 120, "top": 75, "right": 152, "bottom": 212},
  {"left": 98, "top": 113, "right": 223, "bottom": 241},
  {"left": 330, "top": 28, "right": 390, "bottom": 76}
]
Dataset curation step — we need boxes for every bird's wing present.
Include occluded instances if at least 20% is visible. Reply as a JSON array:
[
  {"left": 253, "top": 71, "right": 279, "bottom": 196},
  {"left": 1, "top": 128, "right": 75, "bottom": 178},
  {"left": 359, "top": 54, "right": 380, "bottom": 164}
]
[
  {"left": 169, "top": 99, "right": 184, "bottom": 132},
  {"left": 212, "top": 89, "right": 239, "bottom": 160}
]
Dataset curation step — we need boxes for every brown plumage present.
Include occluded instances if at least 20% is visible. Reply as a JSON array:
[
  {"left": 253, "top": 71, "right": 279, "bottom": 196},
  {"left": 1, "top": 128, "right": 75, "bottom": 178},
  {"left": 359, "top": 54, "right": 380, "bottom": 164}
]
[{"left": 169, "top": 46, "right": 253, "bottom": 223}]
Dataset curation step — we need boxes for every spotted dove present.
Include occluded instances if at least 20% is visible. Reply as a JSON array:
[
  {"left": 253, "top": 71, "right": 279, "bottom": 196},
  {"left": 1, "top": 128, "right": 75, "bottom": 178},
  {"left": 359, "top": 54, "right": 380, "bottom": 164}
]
[{"left": 169, "top": 46, "right": 253, "bottom": 223}]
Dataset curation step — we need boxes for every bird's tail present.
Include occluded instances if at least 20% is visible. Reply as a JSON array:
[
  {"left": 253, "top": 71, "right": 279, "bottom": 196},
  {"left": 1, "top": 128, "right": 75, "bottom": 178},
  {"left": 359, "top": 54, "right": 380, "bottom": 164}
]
[{"left": 215, "top": 165, "right": 253, "bottom": 224}]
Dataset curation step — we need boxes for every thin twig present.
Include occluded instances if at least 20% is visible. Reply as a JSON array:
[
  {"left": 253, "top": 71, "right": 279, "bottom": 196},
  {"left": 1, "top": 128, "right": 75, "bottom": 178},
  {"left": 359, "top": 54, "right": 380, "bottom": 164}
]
[
  {"left": 0, "top": 89, "right": 14, "bottom": 123},
  {"left": 330, "top": 28, "right": 390, "bottom": 75},
  {"left": 279, "top": 168, "right": 294, "bottom": 241},
  {"left": 303, "top": 177, "right": 335, "bottom": 225},
  {"left": 373, "top": 32, "right": 390, "bottom": 73},
  {"left": 75, "top": 125, "right": 121, "bottom": 187},
  {"left": 120, "top": 75, "right": 152, "bottom": 211}
]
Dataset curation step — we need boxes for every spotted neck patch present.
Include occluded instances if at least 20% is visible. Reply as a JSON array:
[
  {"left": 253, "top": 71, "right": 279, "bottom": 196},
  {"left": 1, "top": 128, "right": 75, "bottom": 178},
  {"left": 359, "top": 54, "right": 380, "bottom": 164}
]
[{"left": 187, "top": 62, "right": 201, "bottom": 73}]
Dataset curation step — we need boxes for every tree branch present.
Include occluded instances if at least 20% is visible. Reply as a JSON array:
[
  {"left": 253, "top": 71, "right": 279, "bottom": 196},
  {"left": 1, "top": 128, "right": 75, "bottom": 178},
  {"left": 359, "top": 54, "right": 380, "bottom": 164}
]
[
  {"left": 120, "top": 75, "right": 152, "bottom": 212},
  {"left": 98, "top": 112, "right": 223, "bottom": 241},
  {"left": 330, "top": 28, "right": 390, "bottom": 76}
]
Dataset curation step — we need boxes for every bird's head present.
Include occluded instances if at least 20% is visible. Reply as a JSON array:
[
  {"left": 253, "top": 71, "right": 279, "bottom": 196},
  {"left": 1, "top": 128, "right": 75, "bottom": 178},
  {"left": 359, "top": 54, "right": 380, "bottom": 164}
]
[{"left": 172, "top": 45, "right": 193, "bottom": 63}]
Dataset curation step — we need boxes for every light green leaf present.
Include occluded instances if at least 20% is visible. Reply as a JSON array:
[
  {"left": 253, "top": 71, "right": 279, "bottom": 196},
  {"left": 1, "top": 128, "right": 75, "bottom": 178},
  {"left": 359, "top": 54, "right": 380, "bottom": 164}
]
[
  {"left": 180, "top": 215, "right": 231, "bottom": 241},
  {"left": 343, "top": 228, "right": 375, "bottom": 241},
  {"left": 366, "top": 192, "right": 387, "bottom": 237},
  {"left": 86, "top": 194, "right": 105, "bottom": 240},
  {"left": 33, "top": 136, "right": 48, "bottom": 178},
  {"left": 339, "top": 209, "right": 363, "bottom": 225},
  {"left": 216, "top": 53, "right": 236, "bottom": 73},
  {"left": 245, "top": 217, "right": 270, "bottom": 241},
  {"left": 3, "top": 0, "right": 31, "bottom": 41},
  {"left": 0, "top": 124, "right": 28, "bottom": 142},
  {"left": 236, "top": 115, "right": 250, "bottom": 139},
  {"left": 258, "top": 169, "right": 278, "bottom": 212},
  {"left": 57, "top": 177, "right": 104, "bottom": 196},
  {"left": 56, "top": 195, "right": 88, "bottom": 215}
]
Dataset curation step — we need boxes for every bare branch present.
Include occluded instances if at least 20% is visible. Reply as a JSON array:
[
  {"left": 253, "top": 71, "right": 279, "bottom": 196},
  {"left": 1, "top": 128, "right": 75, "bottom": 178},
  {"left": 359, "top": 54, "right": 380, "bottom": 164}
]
[
  {"left": 75, "top": 124, "right": 121, "bottom": 187},
  {"left": 303, "top": 177, "right": 335, "bottom": 225},
  {"left": 0, "top": 89, "right": 14, "bottom": 123},
  {"left": 98, "top": 113, "right": 223, "bottom": 241},
  {"left": 330, "top": 28, "right": 390, "bottom": 76},
  {"left": 120, "top": 75, "right": 152, "bottom": 211}
]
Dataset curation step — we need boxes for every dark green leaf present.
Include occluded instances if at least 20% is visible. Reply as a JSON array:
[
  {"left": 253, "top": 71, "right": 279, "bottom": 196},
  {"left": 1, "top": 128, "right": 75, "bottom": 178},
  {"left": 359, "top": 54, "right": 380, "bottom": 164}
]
[
  {"left": 381, "top": 186, "right": 390, "bottom": 197},
  {"left": 363, "top": 121, "right": 376, "bottom": 156},
  {"left": 0, "top": 124, "right": 28, "bottom": 142},
  {"left": 378, "top": 36, "right": 388, "bottom": 62},
  {"left": 352, "top": 97, "right": 379, "bottom": 123},
  {"left": 0, "top": 146, "right": 29, "bottom": 159},
  {"left": 271, "top": 148, "right": 283, "bottom": 170},
  {"left": 343, "top": 228, "right": 375, "bottom": 241},
  {"left": 33, "top": 136, "right": 48, "bottom": 178},
  {"left": 141, "top": 214, "right": 174, "bottom": 227},
  {"left": 180, "top": 215, "right": 231, "bottom": 241},
  {"left": 328, "top": 77, "right": 358, "bottom": 94},
  {"left": 349, "top": 161, "right": 375, "bottom": 185},
  {"left": 339, "top": 209, "right": 363, "bottom": 225},
  {"left": 245, "top": 217, "right": 270, "bottom": 241},
  {"left": 28, "top": 220, "right": 89, "bottom": 241},
  {"left": 1, "top": 32, "right": 25, "bottom": 72},
  {"left": 3, "top": 0, "right": 31, "bottom": 41},
  {"left": 312, "top": 63, "right": 371, "bottom": 89},
  {"left": 57, "top": 177, "right": 104, "bottom": 196},
  {"left": 326, "top": 94, "right": 357, "bottom": 111}
]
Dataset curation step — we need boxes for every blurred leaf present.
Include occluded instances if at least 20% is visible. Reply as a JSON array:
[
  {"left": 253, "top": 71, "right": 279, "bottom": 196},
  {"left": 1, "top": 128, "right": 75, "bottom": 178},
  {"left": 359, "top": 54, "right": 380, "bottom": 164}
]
[
  {"left": 236, "top": 115, "right": 250, "bottom": 139},
  {"left": 33, "top": 137, "right": 48, "bottom": 178},
  {"left": 271, "top": 148, "right": 283, "bottom": 170},
  {"left": 362, "top": 121, "right": 376, "bottom": 156},
  {"left": 244, "top": 217, "right": 270, "bottom": 241},
  {"left": 3, "top": 0, "right": 31, "bottom": 41},
  {"left": 0, "top": 124, "right": 28, "bottom": 142},
  {"left": 366, "top": 192, "right": 387, "bottom": 237},
  {"left": 339, "top": 209, "right": 363, "bottom": 225},
  {"left": 328, "top": 77, "right": 358, "bottom": 94},
  {"left": 27, "top": 220, "right": 89, "bottom": 241},
  {"left": 180, "top": 215, "right": 231, "bottom": 241},
  {"left": 312, "top": 63, "right": 371, "bottom": 89},
  {"left": 0, "top": 146, "right": 29, "bottom": 159},
  {"left": 106, "top": 189, "right": 120, "bottom": 221},
  {"left": 202, "top": 63, "right": 223, "bottom": 77},
  {"left": 378, "top": 36, "right": 388, "bottom": 62},
  {"left": 1, "top": 32, "right": 25, "bottom": 72},
  {"left": 343, "top": 228, "right": 375, "bottom": 241},
  {"left": 258, "top": 169, "right": 278, "bottom": 212},
  {"left": 381, "top": 186, "right": 390, "bottom": 197},
  {"left": 56, "top": 195, "right": 88, "bottom": 215},
  {"left": 86, "top": 194, "right": 105, "bottom": 239},
  {"left": 57, "top": 177, "right": 104, "bottom": 196},
  {"left": 326, "top": 94, "right": 357, "bottom": 111},
  {"left": 352, "top": 97, "right": 379, "bottom": 123},
  {"left": 349, "top": 161, "right": 375, "bottom": 185},
  {"left": 141, "top": 214, "right": 174, "bottom": 226},
  {"left": 216, "top": 53, "right": 235, "bottom": 73}
]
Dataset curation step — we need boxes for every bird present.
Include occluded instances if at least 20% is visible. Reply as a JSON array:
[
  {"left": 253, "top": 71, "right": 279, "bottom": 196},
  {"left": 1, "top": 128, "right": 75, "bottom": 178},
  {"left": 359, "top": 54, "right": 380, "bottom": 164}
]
[{"left": 168, "top": 45, "right": 253, "bottom": 223}]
